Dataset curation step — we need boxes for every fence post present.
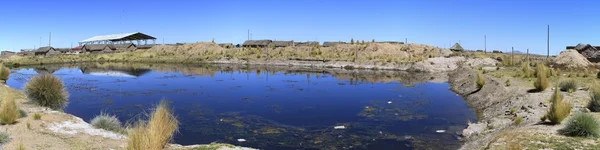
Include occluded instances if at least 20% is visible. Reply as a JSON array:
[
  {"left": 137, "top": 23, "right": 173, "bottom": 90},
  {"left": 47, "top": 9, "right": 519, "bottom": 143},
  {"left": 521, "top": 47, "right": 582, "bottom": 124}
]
[{"left": 511, "top": 47, "right": 514, "bottom": 65}]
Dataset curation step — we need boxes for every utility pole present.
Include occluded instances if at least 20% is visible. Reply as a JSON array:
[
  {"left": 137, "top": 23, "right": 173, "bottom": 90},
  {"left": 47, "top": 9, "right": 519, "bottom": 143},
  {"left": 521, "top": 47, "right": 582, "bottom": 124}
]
[
  {"left": 527, "top": 48, "right": 529, "bottom": 61},
  {"left": 247, "top": 30, "right": 250, "bottom": 41},
  {"left": 547, "top": 24, "right": 550, "bottom": 58},
  {"left": 49, "top": 32, "right": 51, "bottom": 47},
  {"left": 39, "top": 37, "right": 42, "bottom": 48},
  {"left": 405, "top": 38, "right": 407, "bottom": 45},
  {"left": 484, "top": 35, "right": 487, "bottom": 53},
  {"left": 511, "top": 47, "right": 514, "bottom": 65}
]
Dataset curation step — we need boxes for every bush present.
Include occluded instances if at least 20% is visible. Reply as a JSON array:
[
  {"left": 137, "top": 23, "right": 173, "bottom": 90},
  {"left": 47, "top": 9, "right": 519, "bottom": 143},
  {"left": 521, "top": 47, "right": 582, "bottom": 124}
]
[
  {"left": 521, "top": 64, "right": 531, "bottom": 78},
  {"left": 544, "top": 88, "right": 572, "bottom": 124},
  {"left": 514, "top": 116, "right": 523, "bottom": 125},
  {"left": 560, "top": 113, "right": 600, "bottom": 137},
  {"left": 0, "top": 65, "right": 9, "bottom": 81},
  {"left": 533, "top": 64, "right": 548, "bottom": 91},
  {"left": 476, "top": 72, "right": 485, "bottom": 89},
  {"left": 126, "top": 100, "right": 179, "bottom": 150},
  {"left": 505, "top": 79, "right": 511, "bottom": 87},
  {"left": 589, "top": 87, "right": 600, "bottom": 112},
  {"left": 0, "top": 131, "right": 8, "bottom": 143},
  {"left": 0, "top": 96, "right": 19, "bottom": 124},
  {"left": 91, "top": 113, "right": 123, "bottom": 133},
  {"left": 24, "top": 74, "right": 69, "bottom": 110},
  {"left": 559, "top": 79, "right": 577, "bottom": 92},
  {"left": 19, "top": 109, "right": 27, "bottom": 118}
]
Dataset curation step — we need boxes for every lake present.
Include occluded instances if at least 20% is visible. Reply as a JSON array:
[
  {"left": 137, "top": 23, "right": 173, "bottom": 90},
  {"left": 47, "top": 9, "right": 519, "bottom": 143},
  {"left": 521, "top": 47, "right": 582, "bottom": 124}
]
[{"left": 7, "top": 63, "right": 476, "bottom": 150}]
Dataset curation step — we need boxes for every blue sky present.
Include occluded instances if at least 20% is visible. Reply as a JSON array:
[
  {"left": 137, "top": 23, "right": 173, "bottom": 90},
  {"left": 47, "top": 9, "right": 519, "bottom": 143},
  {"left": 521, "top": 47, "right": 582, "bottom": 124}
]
[{"left": 0, "top": 0, "right": 598, "bottom": 55}]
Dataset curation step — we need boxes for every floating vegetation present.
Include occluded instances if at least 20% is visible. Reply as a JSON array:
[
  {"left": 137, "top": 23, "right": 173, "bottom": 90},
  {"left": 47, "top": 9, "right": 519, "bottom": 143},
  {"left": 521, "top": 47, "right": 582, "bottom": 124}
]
[{"left": 358, "top": 99, "right": 429, "bottom": 121}]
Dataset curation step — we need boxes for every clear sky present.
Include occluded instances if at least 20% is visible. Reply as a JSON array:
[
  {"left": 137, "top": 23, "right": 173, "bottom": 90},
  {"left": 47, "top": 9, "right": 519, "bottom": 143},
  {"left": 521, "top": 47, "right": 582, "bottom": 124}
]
[{"left": 0, "top": 0, "right": 597, "bottom": 55}]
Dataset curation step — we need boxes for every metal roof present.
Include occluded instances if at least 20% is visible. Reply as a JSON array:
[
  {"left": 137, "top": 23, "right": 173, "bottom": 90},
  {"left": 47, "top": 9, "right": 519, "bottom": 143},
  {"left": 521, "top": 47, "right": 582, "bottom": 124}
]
[{"left": 80, "top": 32, "right": 156, "bottom": 42}]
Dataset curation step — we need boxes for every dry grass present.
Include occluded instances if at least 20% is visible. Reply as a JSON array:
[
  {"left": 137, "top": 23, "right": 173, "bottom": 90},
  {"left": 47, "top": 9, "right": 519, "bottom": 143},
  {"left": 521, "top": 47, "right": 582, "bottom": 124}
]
[
  {"left": 24, "top": 74, "right": 69, "bottom": 110},
  {"left": 544, "top": 88, "right": 572, "bottom": 125},
  {"left": 0, "top": 93, "right": 19, "bottom": 124},
  {"left": 534, "top": 64, "right": 548, "bottom": 91},
  {"left": 126, "top": 100, "right": 179, "bottom": 150},
  {"left": 33, "top": 113, "right": 42, "bottom": 120},
  {"left": 476, "top": 71, "right": 485, "bottom": 89},
  {"left": 0, "top": 65, "right": 10, "bottom": 81}
]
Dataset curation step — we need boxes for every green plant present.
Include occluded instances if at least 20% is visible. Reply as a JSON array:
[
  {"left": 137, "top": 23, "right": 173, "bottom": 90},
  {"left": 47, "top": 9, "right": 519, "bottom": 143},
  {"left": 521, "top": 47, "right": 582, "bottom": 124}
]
[
  {"left": 589, "top": 87, "right": 600, "bottom": 112},
  {"left": 126, "top": 100, "right": 179, "bottom": 150},
  {"left": 514, "top": 115, "right": 523, "bottom": 125},
  {"left": 559, "top": 79, "right": 577, "bottom": 93},
  {"left": 0, "top": 131, "right": 8, "bottom": 143},
  {"left": 476, "top": 71, "right": 485, "bottom": 89},
  {"left": 533, "top": 64, "right": 548, "bottom": 91},
  {"left": 91, "top": 112, "right": 123, "bottom": 133},
  {"left": 19, "top": 109, "right": 27, "bottom": 118},
  {"left": 505, "top": 79, "right": 511, "bottom": 87},
  {"left": 24, "top": 74, "right": 69, "bottom": 110},
  {"left": 544, "top": 88, "right": 572, "bottom": 124},
  {"left": 33, "top": 113, "right": 42, "bottom": 120},
  {"left": 0, "top": 95, "right": 19, "bottom": 124},
  {"left": 560, "top": 113, "right": 600, "bottom": 137},
  {"left": 0, "top": 65, "right": 10, "bottom": 81}
]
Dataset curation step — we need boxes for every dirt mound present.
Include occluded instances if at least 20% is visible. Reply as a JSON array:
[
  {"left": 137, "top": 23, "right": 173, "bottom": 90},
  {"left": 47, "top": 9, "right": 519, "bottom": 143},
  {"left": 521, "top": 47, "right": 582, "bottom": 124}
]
[
  {"left": 147, "top": 42, "right": 226, "bottom": 56},
  {"left": 554, "top": 49, "right": 591, "bottom": 68}
]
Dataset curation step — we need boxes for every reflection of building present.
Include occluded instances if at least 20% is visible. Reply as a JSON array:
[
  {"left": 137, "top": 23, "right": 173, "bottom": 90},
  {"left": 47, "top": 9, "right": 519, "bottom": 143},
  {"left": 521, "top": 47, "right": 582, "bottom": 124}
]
[
  {"left": 80, "top": 67, "right": 151, "bottom": 78},
  {"left": 34, "top": 67, "right": 60, "bottom": 74}
]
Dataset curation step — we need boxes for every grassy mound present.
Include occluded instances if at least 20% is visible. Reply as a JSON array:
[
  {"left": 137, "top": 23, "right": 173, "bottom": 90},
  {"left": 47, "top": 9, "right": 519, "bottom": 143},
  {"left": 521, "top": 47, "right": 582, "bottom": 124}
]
[{"left": 24, "top": 74, "right": 69, "bottom": 110}]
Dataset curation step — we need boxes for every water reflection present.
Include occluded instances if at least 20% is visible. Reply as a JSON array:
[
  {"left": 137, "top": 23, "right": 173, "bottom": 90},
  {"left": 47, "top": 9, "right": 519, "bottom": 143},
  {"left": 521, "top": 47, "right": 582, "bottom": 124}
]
[{"left": 8, "top": 63, "right": 475, "bottom": 150}]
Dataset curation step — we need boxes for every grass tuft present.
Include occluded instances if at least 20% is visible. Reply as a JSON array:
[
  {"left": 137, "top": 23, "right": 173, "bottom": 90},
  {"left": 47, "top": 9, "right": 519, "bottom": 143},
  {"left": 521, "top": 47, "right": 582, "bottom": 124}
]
[
  {"left": 33, "top": 113, "right": 42, "bottom": 120},
  {"left": 589, "top": 86, "right": 600, "bottom": 112},
  {"left": 560, "top": 113, "right": 600, "bottom": 137},
  {"left": 559, "top": 79, "right": 577, "bottom": 93},
  {"left": 126, "top": 100, "right": 179, "bottom": 150},
  {"left": 19, "top": 109, "right": 27, "bottom": 118},
  {"left": 16, "top": 141, "right": 26, "bottom": 150},
  {"left": 24, "top": 74, "right": 69, "bottom": 110},
  {"left": 91, "top": 112, "right": 123, "bottom": 133},
  {"left": 0, "top": 65, "right": 10, "bottom": 81},
  {"left": 0, "top": 131, "right": 9, "bottom": 143},
  {"left": 0, "top": 95, "right": 19, "bottom": 125},
  {"left": 533, "top": 64, "right": 548, "bottom": 91},
  {"left": 505, "top": 79, "right": 511, "bottom": 87},
  {"left": 514, "top": 115, "right": 523, "bottom": 125},
  {"left": 476, "top": 71, "right": 485, "bottom": 89},
  {"left": 544, "top": 88, "right": 572, "bottom": 125}
]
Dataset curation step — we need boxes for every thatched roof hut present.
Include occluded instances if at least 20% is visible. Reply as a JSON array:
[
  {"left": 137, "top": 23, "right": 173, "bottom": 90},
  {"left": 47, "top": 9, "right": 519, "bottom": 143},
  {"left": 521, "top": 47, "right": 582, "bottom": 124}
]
[
  {"left": 243, "top": 40, "right": 272, "bottom": 48},
  {"left": 113, "top": 43, "right": 137, "bottom": 51},
  {"left": 376, "top": 41, "right": 405, "bottom": 44},
  {"left": 294, "top": 42, "right": 320, "bottom": 47},
  {"left": 322, "top": 42, "right": 346, "bottom": 47},
  {"left": 55, "top": 48, "right": 72, "bottom": 53},
  {"left": 82, "top": 44, "right": 113, "bottom": 53},
  {"left": 218, "top": 43, "right": 234, "bottom": 48},
  {"left": 450, "top": 43, "right": 464, "bottom": 51},
  {"left": 271, "top": 41, "right": 293, "bottom": 47},
  {"left": 34, "top": 46, "right": 59, "bottom": 56}
]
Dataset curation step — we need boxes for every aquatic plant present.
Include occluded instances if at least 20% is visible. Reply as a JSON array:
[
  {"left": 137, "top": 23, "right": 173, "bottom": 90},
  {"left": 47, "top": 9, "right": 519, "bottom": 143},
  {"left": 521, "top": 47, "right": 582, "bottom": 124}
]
[
  {"left": 476, "top": 71, "right": 485, "bottom": 89},
  {"left": 126, "top": 100, "right": 179, "bottom": 150},
  {"left": 559, "top": 79, "right": 577, "bottom": 93},
  {"left": 24, "top": 74, "right": 69, "bottom": 110},
  {"left": 0, "top": 65, "right": 10, "bottom": 81},
  {"left": 33, "top": 113, "right": 42, "bottom": 120},
  {"left": 533, "top": 64, "right": 548, "bottom": 91},
  {"left": 560, "top": 113, "right": 600, "bottom": 137},
  {"left": 0, "top": 95, "right": 19, "bottom": 124},
  {"left": 544, "top": 88, "right": 571, "bottom": 125},
  {"left": 0, "top": 131, "right": 8, "bottom": 143},
  {"left": 91, "top": 112, "right": 123, "bottom": 133}
]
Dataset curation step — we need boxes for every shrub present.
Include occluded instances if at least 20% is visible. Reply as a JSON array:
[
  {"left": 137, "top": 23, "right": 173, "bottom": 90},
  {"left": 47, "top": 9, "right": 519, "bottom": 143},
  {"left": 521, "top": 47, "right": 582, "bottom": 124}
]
[
  {"left": 514, "top": 116, "right": 523, "bottom": 125},
  {"left": 0, "top": 65, "right": 10, "bottom": 81},
  {"left": 0, "top": 96, "right": 19, "bottom": 124},
  {"left": 33, "top": 113, "right": 42, "bottom": 120},
  {"left": 17, "top": 142, "right": 25, "bottom": 150},
  {"left": 521, "top": 64, "right": 531, "bottom": 78},
  {"left": 126, "top": 100, "right": 179, "bottom": 150},
  {"left": 24, "top": 74, "right": 69, "bottom": 110},
  {"left": 560, "top": 113, "right": 600, "bottom": 137},
  {"left": 533, "top": 65, "right": 548, "bottom": 91},
  {"left": 476, "top": 72, "right": 485, "bottom": 89},
  {"left": 559, "top": 79, "right": 577, "bottom": 92},
  {"left": 91, "top": 112, "right": 123, "bottom": 133},
  {"left": 544, "top": 88, "right": 572, "bottom": 124},
  {"left": 0, "top": 131, "right": 8, "bottom": 143},
  {"left": 19, "top": 109, "right": 27, "bottom": 118},
  {"left": 505, "top": 79, "right": 511, "bottom": 87},
  {"left": 589, "top": 87, "right": 600, "bottom": 112}
]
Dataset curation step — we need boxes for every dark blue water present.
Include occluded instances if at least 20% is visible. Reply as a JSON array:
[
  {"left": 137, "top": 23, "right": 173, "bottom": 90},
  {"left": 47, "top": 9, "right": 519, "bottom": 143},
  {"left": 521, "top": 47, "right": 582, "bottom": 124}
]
[{"left": 7, "top": 63, "right": 476, "bottom": 150}]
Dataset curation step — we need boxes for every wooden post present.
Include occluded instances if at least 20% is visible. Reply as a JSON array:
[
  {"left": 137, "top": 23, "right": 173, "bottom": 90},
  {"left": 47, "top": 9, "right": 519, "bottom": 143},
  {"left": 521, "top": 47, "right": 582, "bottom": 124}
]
[
  {"left": 484, "top": 35, "right": 486, "bottom": 54},
  {"left": 511, "top": 47, "right": 514, "bottom": 65},
  {"left": 526, "top": 48, "right": 529, "bottom": 61}
]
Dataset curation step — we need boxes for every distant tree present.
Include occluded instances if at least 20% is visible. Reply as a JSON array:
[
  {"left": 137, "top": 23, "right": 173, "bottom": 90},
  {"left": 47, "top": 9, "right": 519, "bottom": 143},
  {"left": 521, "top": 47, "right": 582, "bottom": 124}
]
[
  {"left": 372, "top": 39, "right": 375, "bottom": 43},
  {"left": 350, "top": 38, "right": 354, "bottom": 45},
  {"left": 361, "top": 40, "right": 365, "bottom": 45},
  {"left": 212, "top": 38, "right": 215, "bottom": 44}
]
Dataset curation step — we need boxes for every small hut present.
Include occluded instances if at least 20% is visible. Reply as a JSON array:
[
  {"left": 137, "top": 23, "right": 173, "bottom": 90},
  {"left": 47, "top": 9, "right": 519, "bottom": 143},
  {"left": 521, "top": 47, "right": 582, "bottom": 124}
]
[
  {"left": 218, "top": 43, "right": 234, "bottom": 48},
  {"left": 271, "top": 41, "right": 293, "bottom": 47},
  {"left": 0, "top": 51, "right": 15, "bottom": 57},
  {"left": 113, "top": 43, "right": 137, "bottom": 51},
  {"left": 242, "top": 40, "right": 272, "bottom": 48},
  {"left": 450, "top": 43, "right": 464, "bottom": 51},
  {"left": 294, "top": 42, "right": 320, "bottom": 47},
  {"left": 322, "top": 42, "right": 346, "bottom": 47},
  {"left": 55, "top": 48, "right": 72, "bottom": 54},
  {"left": 82, "top": 44, "right": 113, "bottom": 54},
  {"left": 34, "top": 46, "right": 59, "bottom": 56}
]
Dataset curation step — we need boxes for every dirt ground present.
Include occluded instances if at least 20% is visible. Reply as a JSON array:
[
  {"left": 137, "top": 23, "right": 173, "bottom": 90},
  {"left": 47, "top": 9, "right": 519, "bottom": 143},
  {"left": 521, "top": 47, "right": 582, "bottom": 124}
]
[{"left": 0, "top": 85, "right": 255, "bottom": 150}]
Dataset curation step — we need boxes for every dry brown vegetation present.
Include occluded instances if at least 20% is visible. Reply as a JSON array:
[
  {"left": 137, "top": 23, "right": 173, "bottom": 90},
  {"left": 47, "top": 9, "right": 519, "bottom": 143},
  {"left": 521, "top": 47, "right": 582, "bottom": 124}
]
[
  {"left": 0, "top": 92, "right": 19, "bottom": 124},
  {"left": 126, "top": 100, "right": 179, "bottom": 150}
]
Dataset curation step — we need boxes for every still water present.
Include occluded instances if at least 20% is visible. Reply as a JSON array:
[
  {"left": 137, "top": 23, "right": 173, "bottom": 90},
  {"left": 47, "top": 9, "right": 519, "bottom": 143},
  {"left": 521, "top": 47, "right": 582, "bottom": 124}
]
[{"left": 7, "top": 63, "right": 476, "bottom": 150}]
